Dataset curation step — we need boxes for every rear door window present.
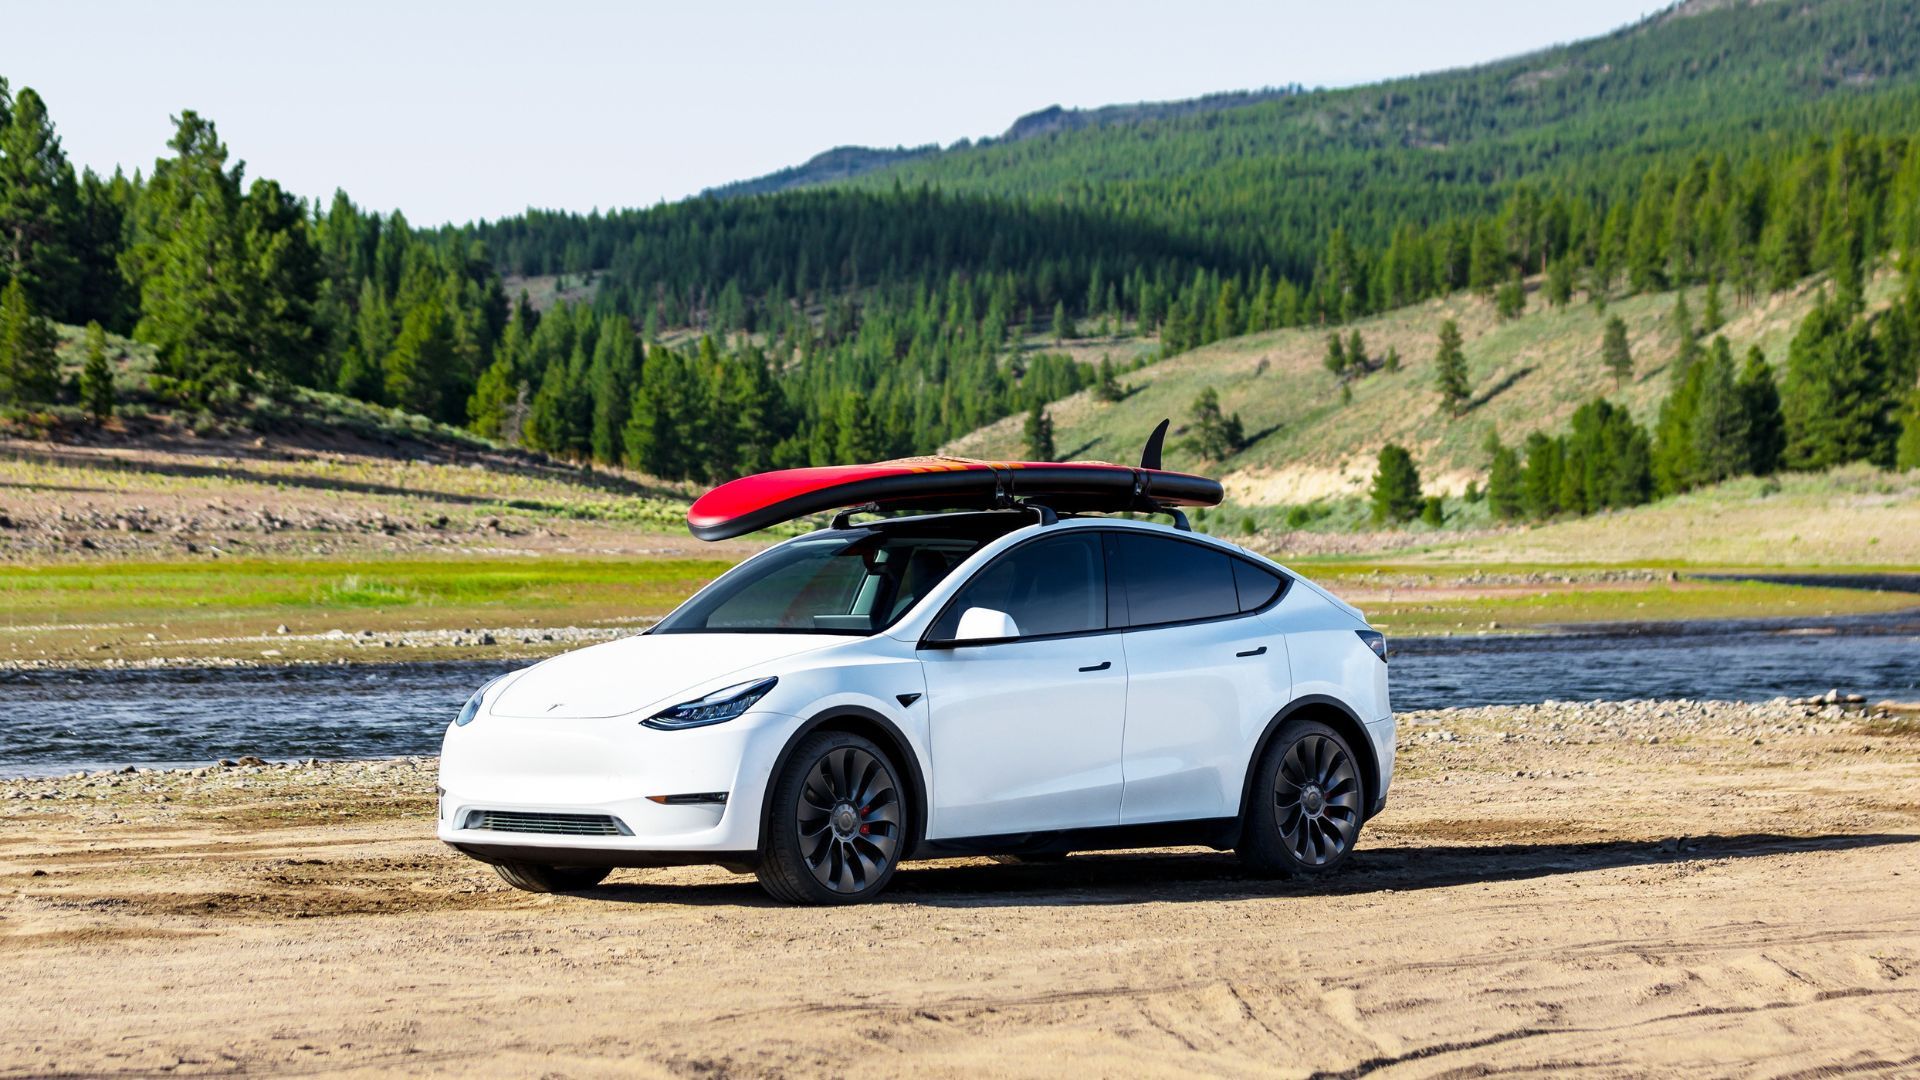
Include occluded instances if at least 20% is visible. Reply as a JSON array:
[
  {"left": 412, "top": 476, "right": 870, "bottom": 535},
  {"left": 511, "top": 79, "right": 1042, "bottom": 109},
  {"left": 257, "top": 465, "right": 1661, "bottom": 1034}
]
[{"left": 1112, "top": 533, "right": 1240, "bottom": 628}]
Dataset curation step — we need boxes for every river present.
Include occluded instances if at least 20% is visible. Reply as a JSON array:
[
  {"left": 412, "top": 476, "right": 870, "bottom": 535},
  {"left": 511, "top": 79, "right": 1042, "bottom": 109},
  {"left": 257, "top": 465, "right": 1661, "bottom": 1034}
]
[{"left": 3, "top": 613, "right": 1917, "bottom": 776}]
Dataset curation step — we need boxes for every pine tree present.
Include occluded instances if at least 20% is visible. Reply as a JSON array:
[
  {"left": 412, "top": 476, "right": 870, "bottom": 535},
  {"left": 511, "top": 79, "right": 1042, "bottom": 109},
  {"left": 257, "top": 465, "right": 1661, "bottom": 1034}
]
[
  {"left": 1652, "top": 361, "right": 1704, "bottom": 495},
  {"left": 1735, "top": 346, "right": 1784, "bottom": 475},
  {"left": 1602, "top": 315, "right": 1633, "bottom": 386},
  {"left": 466, "top": 355, "right": 520, "bottom": 440},
  {"left": 383, "top": 298, "right": 455, "bottom": 419},
  {"left": 624, "top": 346, "right": 707, "bottom": 479},
  {"left": 1023, "top": 402, "right": 1055, "bottom": 461},
  {"left": 1369, "top": 444, "right": 1422, "bottom": 524},
  {"left": 1051, "top": 300, "right": 1073, "bottom": 343},
  {"left": 1521, "top": 432, "right": 1562, "bottom": 518},
  {"left": 1669, "top": 292, "right": 1702, "bottom": 382},
  {"left": 1494, "top": 275, "right": 1525, "bottom": 319},
  {"left": 833, "top": 391, "right": 884, "bottom": 463},
  {"left": 0, "top": 85, "right": 80, "bottom": 319},
  {"left": 1484, "top": 431, "right": 1525, "bottom": 521},
  {"left": 587, "top": 315, "right": 639, "bottom": 463},
  {"left": 1382, "top": 346, "right": 1401, "bottom": 373},
  {"left": 1183, "top": 387, "right": 1245, "bottom": 460},
  {"left": 1094, "top": 355, "right": 1124, "bottom": 402},
  {"left": 1467, "top": 220, "right": 1503, "bottom": 295},
  {"left": 1702, "top": 279, "right": 1726, "bottom": 332},
  {"left": 1433, "top": 319, "right": 1470, "bottom": 416},
  {"left": 78, "top": 320, "right": 112, "bottom": 421},
  {"left": 123, "top": 113, "right": 253, "bottom": 405},
  {"left": 1689, "top": 337, "right": 1748, "bottom": 486},
  {"left": 238, "top": 178, "right": 324, "bottom": 387},
  {"left": 1781, "top": 294, "right": 1890, "bottom": 470},
  {"left": 1545, "top": 255, "right": 1575, "bottom": 307},
  {"left": 1898, "top": 390, "right": 1920, "bottom": 472},
  {"left": 1346, "top": 329, "right": 1367, "bottom": 371},
  {"left": 0, "top": 276, "right": 60, "bottom": 404},
  {"left": 1322, "top": 333, "right": 1347, "bottom": 379}
]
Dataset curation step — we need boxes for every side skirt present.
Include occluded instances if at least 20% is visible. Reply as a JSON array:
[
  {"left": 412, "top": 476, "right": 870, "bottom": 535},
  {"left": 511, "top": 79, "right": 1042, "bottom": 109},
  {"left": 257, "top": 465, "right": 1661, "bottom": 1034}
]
[{"left": 916, "top": 817, "right": 1241, "bottom": 859}]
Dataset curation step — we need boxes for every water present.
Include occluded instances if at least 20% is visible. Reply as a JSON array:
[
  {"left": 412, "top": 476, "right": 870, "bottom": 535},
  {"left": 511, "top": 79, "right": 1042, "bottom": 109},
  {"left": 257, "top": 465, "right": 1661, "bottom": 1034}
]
[{"left": 3, "top": 617, "right": 1917, "bottom": 776}]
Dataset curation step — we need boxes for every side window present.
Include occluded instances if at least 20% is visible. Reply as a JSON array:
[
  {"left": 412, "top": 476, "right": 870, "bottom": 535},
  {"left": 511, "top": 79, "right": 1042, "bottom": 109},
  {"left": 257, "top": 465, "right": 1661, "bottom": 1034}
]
[
  {"left": 929, "top": 533, "right": 1107, "bottom": 641},
  {"left": 1231, "top": 557, "right": 1288, "bottom": 613},
  {"left": 1114, "top": 533, "right": 1239, "bottom": 627}
]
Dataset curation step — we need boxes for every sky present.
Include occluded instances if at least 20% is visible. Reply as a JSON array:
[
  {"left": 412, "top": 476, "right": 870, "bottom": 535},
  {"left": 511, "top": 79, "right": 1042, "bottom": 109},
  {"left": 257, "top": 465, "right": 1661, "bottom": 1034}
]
[{"left": 3, "top": 1, "right": 1667, "bottom": 226}]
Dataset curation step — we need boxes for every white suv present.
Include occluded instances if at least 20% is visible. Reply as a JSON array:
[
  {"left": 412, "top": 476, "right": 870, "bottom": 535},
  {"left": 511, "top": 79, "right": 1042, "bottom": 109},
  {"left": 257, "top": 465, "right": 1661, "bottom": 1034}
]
[{"left": 437, "top": 512, "right": 1394, "bottom": 904}]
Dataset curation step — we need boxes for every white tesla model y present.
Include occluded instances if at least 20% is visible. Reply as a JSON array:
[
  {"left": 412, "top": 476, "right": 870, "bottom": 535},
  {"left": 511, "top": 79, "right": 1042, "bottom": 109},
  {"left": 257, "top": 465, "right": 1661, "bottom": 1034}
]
[{"left": 437, "top": 436, "right": 1393, "bottom": 904}]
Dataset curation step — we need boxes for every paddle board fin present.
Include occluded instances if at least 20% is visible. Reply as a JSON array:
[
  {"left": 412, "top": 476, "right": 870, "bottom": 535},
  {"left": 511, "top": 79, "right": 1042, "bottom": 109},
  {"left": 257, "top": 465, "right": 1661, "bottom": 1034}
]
[{"left": 1141, "top": 419, "right": 1170, "bottom": 471}]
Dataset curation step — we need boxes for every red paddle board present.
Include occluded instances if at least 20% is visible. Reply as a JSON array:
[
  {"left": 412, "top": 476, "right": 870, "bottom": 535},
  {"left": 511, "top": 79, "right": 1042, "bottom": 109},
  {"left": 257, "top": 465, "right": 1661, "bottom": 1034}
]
[{"left": 687, "top": 457, "right": 1223, "bottom": 541}]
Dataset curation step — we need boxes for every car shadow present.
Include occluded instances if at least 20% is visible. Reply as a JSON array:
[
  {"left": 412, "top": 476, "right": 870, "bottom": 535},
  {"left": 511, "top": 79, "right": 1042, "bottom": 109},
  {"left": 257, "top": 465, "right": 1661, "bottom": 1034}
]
[{"left": 572, "top": 832, "right": 1919, "bottom": 909}]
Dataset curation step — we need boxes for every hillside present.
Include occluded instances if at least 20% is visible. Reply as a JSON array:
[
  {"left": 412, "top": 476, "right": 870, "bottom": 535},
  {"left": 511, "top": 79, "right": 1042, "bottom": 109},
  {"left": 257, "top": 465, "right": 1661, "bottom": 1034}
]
[
  {"left": 832, "top": 0, "right": 1920, "bottom": 270},
  {"left": 947, "top": 272, "right": 1903, "bottom": 503},
  {"left": 705, "top": 89, "right": 1301, "bottom": 199}
]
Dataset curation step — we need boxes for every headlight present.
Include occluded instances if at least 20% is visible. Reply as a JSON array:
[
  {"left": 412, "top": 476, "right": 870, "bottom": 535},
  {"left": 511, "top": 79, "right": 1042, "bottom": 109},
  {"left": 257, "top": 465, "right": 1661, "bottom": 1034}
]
[
  {"left": 643, "top": 677, "right": 777, "bottom": 731},
  {"left": 455, "top": 674, "right": 508, "bottom": 727}
]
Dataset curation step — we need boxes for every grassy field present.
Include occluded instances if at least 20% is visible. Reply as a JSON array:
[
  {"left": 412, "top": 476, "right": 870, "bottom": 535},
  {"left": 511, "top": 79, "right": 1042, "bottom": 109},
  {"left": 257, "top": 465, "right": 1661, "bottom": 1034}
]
[
  {"left": 0, "top": 555, "right": 733, "bottom": 667},
  {"left": 0, "top": 551, "right": 1911, "bottom": 668}
]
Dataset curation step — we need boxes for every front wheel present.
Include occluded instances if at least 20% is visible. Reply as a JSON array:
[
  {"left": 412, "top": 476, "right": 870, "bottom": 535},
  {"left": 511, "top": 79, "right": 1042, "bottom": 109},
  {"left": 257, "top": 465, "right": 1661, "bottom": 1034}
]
[
  {"left": 492, "top": 862, "right": 611, "bottom": 893},
  {"left": 1238, "top": 719, "right": 1365, "bottom": 877},
  {"left": 757, "top": 731, "right": 907, "bottom": 904}
]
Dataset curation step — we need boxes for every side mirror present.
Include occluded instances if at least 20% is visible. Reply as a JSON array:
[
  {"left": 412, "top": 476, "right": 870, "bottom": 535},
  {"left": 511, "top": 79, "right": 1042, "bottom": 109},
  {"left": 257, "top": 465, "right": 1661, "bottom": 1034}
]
[{"left": 953, "top": 607, "right": 1020, "bottom": 642}]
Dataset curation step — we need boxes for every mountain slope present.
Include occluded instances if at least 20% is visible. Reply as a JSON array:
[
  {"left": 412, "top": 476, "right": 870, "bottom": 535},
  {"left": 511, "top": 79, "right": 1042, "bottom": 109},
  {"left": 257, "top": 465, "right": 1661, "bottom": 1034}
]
[
  {"left": 705, "top": 89, "right": 1303, "bottom": 199},
  {"left": 945, "top": 272, "right": 1902, "bottom": 504},
  {"left": 819, "top": 0, "right": 1920, "bottom": 271}
]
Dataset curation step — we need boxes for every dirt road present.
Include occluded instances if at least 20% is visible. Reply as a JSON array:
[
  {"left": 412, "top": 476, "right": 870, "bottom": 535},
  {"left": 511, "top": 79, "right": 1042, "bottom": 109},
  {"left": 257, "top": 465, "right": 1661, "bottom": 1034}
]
[{"left": 4, "top": 699, "right": 1918, "bottom": 1077}]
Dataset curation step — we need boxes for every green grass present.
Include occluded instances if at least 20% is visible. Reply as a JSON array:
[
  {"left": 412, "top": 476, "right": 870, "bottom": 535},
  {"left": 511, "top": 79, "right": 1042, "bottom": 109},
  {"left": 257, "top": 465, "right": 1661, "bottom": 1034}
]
[
  {"left": 1, "top": 550, "right": 1912, "bottom": 668},
  {"left": 0, "top": 556, "right": 731, "bottom": 620},
  {"left": 0, "top": 556, "right": 735, "bottom": 666},
  {"left": 1350, "top": 579, "right": 1918, "bottom": 636}
]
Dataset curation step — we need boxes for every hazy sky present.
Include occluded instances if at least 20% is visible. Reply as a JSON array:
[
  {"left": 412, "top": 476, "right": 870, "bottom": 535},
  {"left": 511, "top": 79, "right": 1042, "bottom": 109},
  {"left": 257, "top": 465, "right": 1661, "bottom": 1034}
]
[{"left": 3, "top": 1, "right": 1665, "bottom": 226}]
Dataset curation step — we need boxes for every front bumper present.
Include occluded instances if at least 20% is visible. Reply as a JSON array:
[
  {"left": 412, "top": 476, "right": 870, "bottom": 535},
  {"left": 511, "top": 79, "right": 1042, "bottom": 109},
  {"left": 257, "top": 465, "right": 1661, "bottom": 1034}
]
[{"left": 436, "top": 708, "right": 799, "bottom": 864}]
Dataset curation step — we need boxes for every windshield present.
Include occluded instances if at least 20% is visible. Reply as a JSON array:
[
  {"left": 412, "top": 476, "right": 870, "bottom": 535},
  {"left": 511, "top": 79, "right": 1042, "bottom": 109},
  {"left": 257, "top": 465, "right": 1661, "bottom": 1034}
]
[{"left": 653, "top": 531, "right": 983, "bottom": 635}]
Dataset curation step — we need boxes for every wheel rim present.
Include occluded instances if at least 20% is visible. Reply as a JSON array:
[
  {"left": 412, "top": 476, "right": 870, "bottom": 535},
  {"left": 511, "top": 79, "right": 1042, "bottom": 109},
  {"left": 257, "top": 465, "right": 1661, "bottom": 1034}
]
[
  {"left": 796, "top": 746, "right": 901, "bottom": 894},
  {"left": 1272, "top": 734, "right": 1361, "bottom": 866}
]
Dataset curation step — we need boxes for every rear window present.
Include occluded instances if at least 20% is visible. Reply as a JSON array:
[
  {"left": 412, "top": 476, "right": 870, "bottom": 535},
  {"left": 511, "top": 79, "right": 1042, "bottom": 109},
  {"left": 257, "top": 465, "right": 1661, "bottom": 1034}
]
[{"left": 1113, "top": 533, "right": 1239, "bottom": 627}]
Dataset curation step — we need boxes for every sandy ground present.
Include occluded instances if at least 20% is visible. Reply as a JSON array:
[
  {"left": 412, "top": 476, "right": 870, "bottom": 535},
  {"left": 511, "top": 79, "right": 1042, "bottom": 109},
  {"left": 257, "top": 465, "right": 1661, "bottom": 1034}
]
[{"left": 3, "top": 699, "right": 1919, "bottom": 1077}]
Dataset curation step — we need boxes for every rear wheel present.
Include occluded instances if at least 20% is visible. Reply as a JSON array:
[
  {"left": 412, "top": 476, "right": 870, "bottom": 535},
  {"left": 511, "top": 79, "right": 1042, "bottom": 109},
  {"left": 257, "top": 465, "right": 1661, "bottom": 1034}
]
[
  {"left": 757, "top": 732, "right": 907, "bottom": 904},
  {"left": 1238, "top": 719, "right": 1365, "bottom": 877},
  {"left": 492, "top": 862, "right": 611, "bottom": 893}
]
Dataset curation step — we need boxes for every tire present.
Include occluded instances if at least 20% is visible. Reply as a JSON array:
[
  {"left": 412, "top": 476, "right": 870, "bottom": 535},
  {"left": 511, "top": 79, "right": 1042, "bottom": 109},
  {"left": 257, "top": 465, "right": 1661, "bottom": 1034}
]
[
  {"left": 1238, "top": 719, "right": 1366, "bottom": 878},
  {"left": 492, "top": 861, "right": 611, "bottom": 893},
  {"left": 756, "top": 731, "right": 908, "bottom": 904}
]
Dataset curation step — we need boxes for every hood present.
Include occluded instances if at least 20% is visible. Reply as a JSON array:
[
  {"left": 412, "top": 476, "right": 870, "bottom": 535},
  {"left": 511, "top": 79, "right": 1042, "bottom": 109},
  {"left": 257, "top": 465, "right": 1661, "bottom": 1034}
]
[{"left": 489, "top": 633, "right": 836, "bottom": 720}]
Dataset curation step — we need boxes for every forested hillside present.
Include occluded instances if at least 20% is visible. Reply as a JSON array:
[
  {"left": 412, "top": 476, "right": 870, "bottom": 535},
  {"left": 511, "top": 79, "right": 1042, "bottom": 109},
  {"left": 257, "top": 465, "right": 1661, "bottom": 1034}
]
[{"left": 1, "top": 0, "right": 1918, "bottom": 509}]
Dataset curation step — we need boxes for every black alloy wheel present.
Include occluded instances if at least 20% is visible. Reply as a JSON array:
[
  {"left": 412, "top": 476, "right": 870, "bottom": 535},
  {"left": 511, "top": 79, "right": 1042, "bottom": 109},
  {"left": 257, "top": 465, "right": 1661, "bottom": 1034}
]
[
  {"left": 1238, "top": 719, "right": 1365, "bottom": 877},
  {"left": 758, "top": 731, "right": 906, "bottom": 903}
]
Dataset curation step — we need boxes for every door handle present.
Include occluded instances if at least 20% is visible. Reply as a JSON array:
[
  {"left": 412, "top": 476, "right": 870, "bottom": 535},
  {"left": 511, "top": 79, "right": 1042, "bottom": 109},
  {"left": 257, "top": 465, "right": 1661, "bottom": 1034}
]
[
  {"left": 1236, "top": 645, "right": 1268, "bottom": 658},
  {"left": 1078, "top": 660, "right": 1112, "bottom": 672}
]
